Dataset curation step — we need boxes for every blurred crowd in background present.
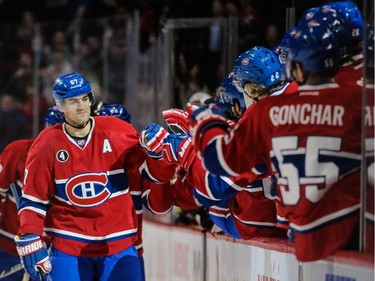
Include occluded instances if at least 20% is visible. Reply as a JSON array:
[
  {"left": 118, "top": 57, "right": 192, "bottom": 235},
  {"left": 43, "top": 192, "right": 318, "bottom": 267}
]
[{"left": 0, "top": 0, "right": 366, "bottom": 152}]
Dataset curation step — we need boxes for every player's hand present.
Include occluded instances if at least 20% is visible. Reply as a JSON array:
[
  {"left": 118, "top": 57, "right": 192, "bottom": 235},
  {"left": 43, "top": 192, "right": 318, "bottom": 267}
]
[
  {"left": 139, "top": 123, "right": 169, "bottom": 158},
  {"left": 15, "top": 234, "right": 52, "bottom": 280},
  {"left": 162, "top": 108, "right": 190, "bottom": 134},
  {"left": 189, "top": 105, "right": 229, "bottom": 146},
  {"left": 162, "top": 134, "right": 195, "bottom": 171}
]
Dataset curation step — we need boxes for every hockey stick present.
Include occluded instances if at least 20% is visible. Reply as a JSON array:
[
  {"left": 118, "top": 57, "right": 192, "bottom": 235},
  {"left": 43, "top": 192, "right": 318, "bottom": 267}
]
[
  {"left": 0, "top": 264, "right": 52, "bottom": 281},
  {"left": 38, "top": 271, "right": 53, "bottom": 281},
  {"left": 0, "top": 263, "right": 23, "bottom": 279},
  {"left": 9, "top": 183, "right": 20, "bottom": 206},
  {"left": 0, "top": 184, "right": 24, "bottom": 280}
]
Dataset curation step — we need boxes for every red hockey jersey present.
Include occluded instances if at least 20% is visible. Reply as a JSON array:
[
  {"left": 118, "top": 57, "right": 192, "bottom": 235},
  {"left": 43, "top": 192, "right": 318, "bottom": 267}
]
[
  {"left": 0, "top": 139, "right": 34, "bottom": 255},
  {"left": 335, "top": 54, "right": 363, "bottom": 87},
  {"left": 142, "top": 175, "right": 200, "bottom": 215},
  {"left": 196, "top": 83, "right": 366, "bottom": 261},
  {"left": 18, "top": 116, "right": 168, "bottom": 257}
]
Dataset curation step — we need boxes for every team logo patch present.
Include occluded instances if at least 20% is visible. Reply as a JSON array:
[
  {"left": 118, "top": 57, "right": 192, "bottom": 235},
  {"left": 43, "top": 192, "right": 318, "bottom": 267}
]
[
  {"left": 241, "top": 57, "right": 249, "bottom": 66},
  {"left": 305, "top": 12, "right": 315, "bottom": 20},
  {"left": 56, "top": 150, "right": 69, "bottom": 162},
  {"left": 66, "top": 172, "right": 111, "bottom": 207}
]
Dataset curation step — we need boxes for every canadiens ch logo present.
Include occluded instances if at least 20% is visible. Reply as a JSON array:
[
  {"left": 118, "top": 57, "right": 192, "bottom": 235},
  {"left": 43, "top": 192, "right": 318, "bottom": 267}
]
[
  {"left": 56, "top": 150, "right": 69, "bottom": 162},
  {"left": 66, "top": 172, "right": 111, "bottom": 207}
]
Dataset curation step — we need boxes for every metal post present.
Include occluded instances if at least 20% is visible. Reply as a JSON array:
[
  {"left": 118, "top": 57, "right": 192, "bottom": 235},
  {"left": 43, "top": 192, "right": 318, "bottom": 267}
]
[
  {"left": 102, "top": 18, "right": 110, "bottom": 103},
  {"left": 286, "top": 0, "right": 296, "bottom": 31},
  {"left": 359, "top": 0, "right": 373, "bottom": 254},
  {"left": 32, "top": 24, "right": 42, "bottom": 137}
]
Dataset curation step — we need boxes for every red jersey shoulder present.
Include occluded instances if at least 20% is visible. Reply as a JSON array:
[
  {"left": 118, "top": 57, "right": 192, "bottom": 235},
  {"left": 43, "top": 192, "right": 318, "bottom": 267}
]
[
  {"left": 30, "top": 125, "right": 64, "bottom": 153},
  {"left": 260, "top": 83, "right": 361, "bottom": 108},
  {"left": 248, "top": 83, "right": 363, "bottom": 139},
  {"left": 93, "top": 116, "right": 139, "bottom": 149},
  {"left": 335, "top": 57, "right": 363, "bottom": 87},
  {"left": 1, "top": 138, "right": 35, "bottom": 156},
  {"left": 0, "top": 139, "right": 34, "bottom": 189},
  {"left": 283, "top": 81, "right": 299, "bottom": 95},
  {"left": 93, "top": 116, "right": 136, "bottom": 133}
]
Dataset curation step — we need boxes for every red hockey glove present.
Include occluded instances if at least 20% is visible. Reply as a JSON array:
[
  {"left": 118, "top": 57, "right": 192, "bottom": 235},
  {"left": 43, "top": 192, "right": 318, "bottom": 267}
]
[{"left": 162, "top": 108, "right": 190, "bottom": 134}]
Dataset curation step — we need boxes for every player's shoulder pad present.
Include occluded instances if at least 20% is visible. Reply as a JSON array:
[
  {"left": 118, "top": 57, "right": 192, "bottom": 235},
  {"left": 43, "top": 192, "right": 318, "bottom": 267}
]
[
  {"left": 94, "top": 115, "right": 137, "bottom": 134},
  {"left": 31, "top": 124, "right": 63, "bottom": 151},
  {"left": 2, "top": 138, "right": 35, "bottom": 153}
]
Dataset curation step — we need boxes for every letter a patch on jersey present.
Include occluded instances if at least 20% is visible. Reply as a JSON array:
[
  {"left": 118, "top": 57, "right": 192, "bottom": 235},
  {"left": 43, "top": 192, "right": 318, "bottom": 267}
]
[{"left": 103, "top": 139, "right": 112, "bottom": 153}]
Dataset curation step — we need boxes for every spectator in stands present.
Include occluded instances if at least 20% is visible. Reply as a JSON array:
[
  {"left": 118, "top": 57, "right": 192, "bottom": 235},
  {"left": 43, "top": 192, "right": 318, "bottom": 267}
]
[
  {"left": 41, "top": 49, "right": 74, "bottom": 106},
  {"left": 15, "top": 10, "right": 36, "bottom": 54},
  {"left": 209, "top": 0, "right": 225, "bottom": 54},
  {"left": 139, "top": 0, "right": 157, "bottom": 52},
  {"left": 0, "top": 94, "right": 28, "bottom": 152},
  {"left": 21, "top": 79, "right": 49, "bottom": 134},
  {"left": 4, "top": 51, "right": 33, "bottom": 104},
  {"left": 237, "top": 0, "right": 261, "bottom": 51},
  {"left": 71, "top": 36, "right": 102, "bottom": 84},
  {"left": 181, "top": 62, "right": 211, "bottom": 108},
  {"left": 263, "top": 23, "right": 282, "bottom": 49},
  {"left": 106, "top": 31, "right": 127, "bottom": 104}
]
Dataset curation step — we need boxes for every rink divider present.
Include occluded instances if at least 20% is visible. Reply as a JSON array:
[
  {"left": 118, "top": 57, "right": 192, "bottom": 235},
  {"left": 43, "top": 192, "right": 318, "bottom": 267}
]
[{"left": 143, "top": 219, "right": 374, "bottom": 281}]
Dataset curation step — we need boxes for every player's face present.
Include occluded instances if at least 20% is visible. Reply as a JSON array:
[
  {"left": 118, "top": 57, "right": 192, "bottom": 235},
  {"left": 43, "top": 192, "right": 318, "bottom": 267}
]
[
  {"left": 61, "top": 94, "right": 91, "bottom": 126},
  {"left": 243, "top": 82, "right": 266, "bottom": 102},
  {"left": 293, "top": 62, "right": 305, "bottom": 85}
]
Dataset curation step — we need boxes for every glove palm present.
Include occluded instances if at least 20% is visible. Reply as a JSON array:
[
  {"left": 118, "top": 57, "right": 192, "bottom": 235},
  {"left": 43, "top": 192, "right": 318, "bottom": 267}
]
[{"left": 162, "top": 108, "right": 190, "bottom": 134}]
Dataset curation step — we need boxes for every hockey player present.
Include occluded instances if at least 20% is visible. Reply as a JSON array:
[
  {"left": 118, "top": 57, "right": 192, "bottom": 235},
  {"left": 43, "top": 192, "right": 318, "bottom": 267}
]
[
  {"left": 14, "top": 72, "right": 174, "bottom": 281},
  {"left": 97, "top": 103, "right": 131, "bottom": 123},
  {"left": 97, "top": 103, "right": 145, "bottom": 281},
  {"left": 140, "top": 93, "right": 213, "bottom": 230},
  {"left": 140, "top": 46, "right": 295, "bottom": 240},
  {"left": 0, "top": 107, "right": 63, "bottom": 281},
  {"left": 272, "top": 26, "right": 301, "bottom": 95},
  {"left": 190, "top": 23, "right": 367, "bottom": 261},
  {"left": 232, "top": 46, "right": 298, "bottom": 103},
  {"left": 197, "top": 73, "right": 289, "bottom": 237},
  {"left": 299, "top": 1, "right": 364, "bottom": 87}
]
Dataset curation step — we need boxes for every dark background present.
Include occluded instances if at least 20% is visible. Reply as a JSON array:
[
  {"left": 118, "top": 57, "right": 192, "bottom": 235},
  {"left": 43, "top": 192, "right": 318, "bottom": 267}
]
[{"left": 0, "top": 0, "right": 365, "bottom": 25}]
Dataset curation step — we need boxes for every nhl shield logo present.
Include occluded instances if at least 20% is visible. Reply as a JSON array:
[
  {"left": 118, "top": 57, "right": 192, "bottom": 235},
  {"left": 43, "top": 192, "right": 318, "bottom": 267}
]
[{"left": 56, "top": 150, "right": 69, "bottom": 162}]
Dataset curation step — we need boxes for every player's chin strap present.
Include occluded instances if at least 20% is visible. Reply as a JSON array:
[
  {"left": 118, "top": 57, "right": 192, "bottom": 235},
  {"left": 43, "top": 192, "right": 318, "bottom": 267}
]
[{"left": 64, "top": 119, "right": 91, "bottom": 130}]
